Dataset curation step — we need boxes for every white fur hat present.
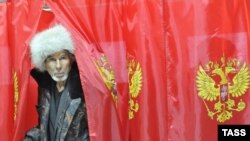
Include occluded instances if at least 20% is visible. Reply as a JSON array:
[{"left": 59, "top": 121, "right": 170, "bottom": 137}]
[{"left": 29, "top": 24, "right": 74, "bottom": 71}]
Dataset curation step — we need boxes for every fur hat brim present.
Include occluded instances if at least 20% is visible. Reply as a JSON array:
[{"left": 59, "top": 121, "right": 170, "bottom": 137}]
[{"left": 29, "top": 24, "right": 74, "bottom": 71}]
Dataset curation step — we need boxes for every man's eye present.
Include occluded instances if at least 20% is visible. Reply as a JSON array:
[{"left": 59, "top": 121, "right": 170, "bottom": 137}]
[
  {"left": 60, "top": 56, "right": 67, "bottom": 60},
  {"left": 48, "top": 58, "right": 56, "bottom": 62}
]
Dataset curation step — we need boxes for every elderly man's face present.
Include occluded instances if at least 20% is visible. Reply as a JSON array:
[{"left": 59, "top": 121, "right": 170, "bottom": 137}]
[{"left": 45, "top": 50, "right": 72, "bottom": 82}]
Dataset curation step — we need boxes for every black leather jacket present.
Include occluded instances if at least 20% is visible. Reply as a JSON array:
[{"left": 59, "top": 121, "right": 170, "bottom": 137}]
[{"left": 24, "top": 62, "right": 89, "bottom": 141}]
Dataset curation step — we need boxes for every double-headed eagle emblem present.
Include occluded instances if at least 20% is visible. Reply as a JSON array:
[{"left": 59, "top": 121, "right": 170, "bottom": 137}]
[
  {"left": 96, "top": 55, "right": 118, "bottom": 105},
  {"left": 196, "top": 56, "right": 250, "bottom": 122},
  {"left": 96, "top": 55, "right": 143, "bottom": 120},
  {"left": 128, "top": 59, "right": 142, "bottom": 120}
]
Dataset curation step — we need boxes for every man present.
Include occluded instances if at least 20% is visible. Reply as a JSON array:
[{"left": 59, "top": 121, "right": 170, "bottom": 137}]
[{"left": 24, "top": 25, "right": 89, "bottom": 141}]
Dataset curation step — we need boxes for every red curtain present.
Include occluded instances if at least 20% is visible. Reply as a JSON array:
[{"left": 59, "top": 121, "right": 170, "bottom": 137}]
[
  {"left": 0, "top": 2, "right": 13, "bottom": 140},
  {"left": 123, "top": 1, "right": 167, "bottom": 140},
  {"left": 47, "top": 1, "right": 127, "bottom": 140},
  {"left": 166, "top": 0, "right": 250, "bottom": 140},
  {"left": 1, "top": 0, "right": 250, "bottom": 141},
  {"left": 48, "top": 1, "right": 167, "bottom": 140},
  {"left": 5, "top": 0, "right": 55, "bottom": 140}
]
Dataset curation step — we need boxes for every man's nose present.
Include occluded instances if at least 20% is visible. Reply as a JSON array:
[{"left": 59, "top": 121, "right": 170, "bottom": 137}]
[{"left": 56, "top": 60, "right": 62, "bottom": 70}]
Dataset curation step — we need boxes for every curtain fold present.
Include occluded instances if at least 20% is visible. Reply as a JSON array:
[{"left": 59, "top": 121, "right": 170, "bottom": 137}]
[
  {"left": 0, "top": 2, "right": 13, "bottom": 140},
  {"left": 122, "top": 0, "right": 167, "bottom": 140}
]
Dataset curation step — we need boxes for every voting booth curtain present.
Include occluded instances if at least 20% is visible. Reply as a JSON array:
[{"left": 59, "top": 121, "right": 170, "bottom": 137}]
[{"left": 0, "top": 0, "right": 249, "bottom": 141}]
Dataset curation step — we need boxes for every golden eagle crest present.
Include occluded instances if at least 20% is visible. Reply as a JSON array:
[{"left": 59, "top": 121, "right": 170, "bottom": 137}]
[
  {"left": 95, "top": 54, "right": 118, "bottom": 106},
  {"left": 13, "top": 71, "right": 19, "bottom": 121},
  {"left": 128, "top": 59, "right": 143, "bottom": 120},
  {"left": 196, "top": 56, "right": 250, "bottom": 122}
]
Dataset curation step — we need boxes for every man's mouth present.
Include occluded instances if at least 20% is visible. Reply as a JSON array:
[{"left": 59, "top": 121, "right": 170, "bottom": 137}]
[{"left": 54, "top": 73, "right": 64, "bottom": 78}]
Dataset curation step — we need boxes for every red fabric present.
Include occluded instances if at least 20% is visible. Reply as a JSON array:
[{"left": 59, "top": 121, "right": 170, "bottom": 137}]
[
  {"left": 47, "top": 1, "right": 168, "bottom": 141},
  {"left": 0, "top": 2, "right": 13, "bottom": 140},
  {"left": 1, "top": 0, "right": 250, "bottom": 141},
  {"left": 167, "top": 0, "right": 250, "bottom": 141},
  {"left": 123, "top": 0, "right": 167, "bottom": 140}
]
